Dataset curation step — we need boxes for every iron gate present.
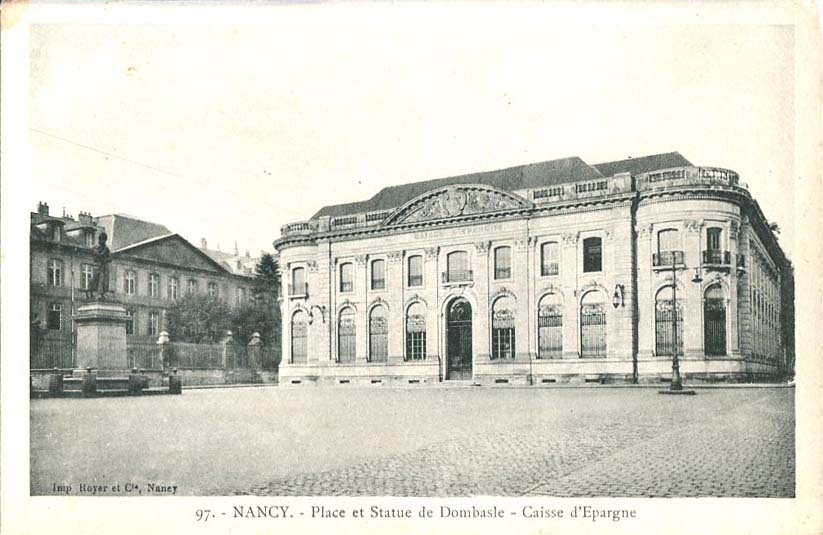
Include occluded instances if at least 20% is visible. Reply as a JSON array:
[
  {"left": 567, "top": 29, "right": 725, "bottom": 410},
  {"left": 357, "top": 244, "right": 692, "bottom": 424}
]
[
  {"left": 369, "top": 315, "right": 388, "bottom": 362},
  {"left": 338, "top": 310, "right": 356, "bottom": 363},
  {"left": 704, "top": 298, "right": 726, "bottom": 356},
  {"left": 655, "top": 299, "right": 684, "bottom": 355},
  {"left": 291, "top": 319, "right": 307, "bottom": 363},
  {"left": 538, "top": 305, "right": 563, "bottom": 359},
  {"left": 446, "top": 299, "right": 473, "bottom": 379},
  {"left": 580, "top": 303, "right": 606, "bottom": 358}
]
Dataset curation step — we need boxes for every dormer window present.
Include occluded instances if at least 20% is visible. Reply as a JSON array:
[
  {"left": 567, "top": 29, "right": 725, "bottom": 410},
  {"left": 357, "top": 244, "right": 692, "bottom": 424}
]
[
  {"left": 85, "top": 230, "right": 95, "bottom": 248},
  {"left": 52, "top": 224, "right": 62, "bottom": 242}
]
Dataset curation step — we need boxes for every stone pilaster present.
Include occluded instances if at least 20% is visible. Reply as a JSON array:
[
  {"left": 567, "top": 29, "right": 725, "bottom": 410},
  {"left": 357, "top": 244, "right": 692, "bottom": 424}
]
[
  {"left": 561, "top": 232, "right": 580, "bottom": 359},
  {"left": 683, "top": 219, "right": 704, "bottom": 356},
  {"left": 386, "top": 250, "right": 405, "bottom": 363},
  {"left": 473, "top": 241, "right": 491, "bottom": 362},
  {"left": 513, "top": 238, "right": 531, "bottom": 361},
  {"left": 635, "top": 223, "right": 654, "bottom": 358}
]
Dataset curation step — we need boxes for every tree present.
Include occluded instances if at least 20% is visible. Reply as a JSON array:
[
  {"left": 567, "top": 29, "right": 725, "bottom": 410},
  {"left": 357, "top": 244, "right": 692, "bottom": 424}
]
[
  {"left": 166, "top": 294, "right": 232, "bottom": 343},
  {"left": 253, "top": 252, "right": 281, "bottom": 359},
  {"left": 254, "top": 252, "right": 280, "bottom": 300}
]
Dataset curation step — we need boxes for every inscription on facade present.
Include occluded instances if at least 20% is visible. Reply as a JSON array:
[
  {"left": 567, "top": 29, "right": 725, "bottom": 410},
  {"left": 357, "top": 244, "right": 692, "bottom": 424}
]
[{"left": 413, "top": 224, "right": 505, "bottom": 241}]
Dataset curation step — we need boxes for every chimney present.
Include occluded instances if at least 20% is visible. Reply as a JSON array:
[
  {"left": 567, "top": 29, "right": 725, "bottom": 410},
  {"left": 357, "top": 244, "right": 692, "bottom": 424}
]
[
  {"left": 37, "top": 202, "right": 49, "bottom": 216},
  {"left": 78, "top": 211, "right": 94, "bottom": 225},
  {"left": 245, "top": 249, "right": 250, "bottom": 258},
  {"left": 234, "top": 241, "right": 239, "bottom": 256},
  {"left": 201, "top": 238, "right": 207, "bottom": 249}
]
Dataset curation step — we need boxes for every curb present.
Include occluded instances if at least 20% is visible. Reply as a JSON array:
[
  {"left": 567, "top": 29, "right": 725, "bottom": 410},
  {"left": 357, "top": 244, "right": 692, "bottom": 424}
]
[{"left": 181, "top": 382, "right": 794, "bottom": 391}]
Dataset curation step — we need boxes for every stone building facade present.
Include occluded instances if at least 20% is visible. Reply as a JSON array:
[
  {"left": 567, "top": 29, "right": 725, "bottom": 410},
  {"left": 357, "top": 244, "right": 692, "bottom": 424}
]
[
  {"left": 30, "top": 204, "right": 260, "bottom": 357},
  {"left": 273, "top": 152, "right": 794, "bottom": 385}
]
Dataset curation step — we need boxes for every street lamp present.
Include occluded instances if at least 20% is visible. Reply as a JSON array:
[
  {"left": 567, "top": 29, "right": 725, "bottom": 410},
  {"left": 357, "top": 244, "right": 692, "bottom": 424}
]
[{"left": 659, "top": 253, "right": 700, "bottom": 395}]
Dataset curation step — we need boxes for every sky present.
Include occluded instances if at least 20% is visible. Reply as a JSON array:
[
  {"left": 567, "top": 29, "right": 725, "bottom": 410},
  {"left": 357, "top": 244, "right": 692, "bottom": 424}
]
[{"left": 29, "top": 9, "right": 796, "bottom": 257}]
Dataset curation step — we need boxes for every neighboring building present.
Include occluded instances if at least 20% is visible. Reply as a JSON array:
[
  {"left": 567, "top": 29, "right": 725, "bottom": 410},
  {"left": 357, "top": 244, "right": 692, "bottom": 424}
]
[
  {"left": 274, "top": 152, "right": 794, "bottom": 385},
  {"left": 199, "top": 239, "right": 261, "bottom": 278},
  {"left": 30, "top": 204, "right": 262, "bottom": 363}
]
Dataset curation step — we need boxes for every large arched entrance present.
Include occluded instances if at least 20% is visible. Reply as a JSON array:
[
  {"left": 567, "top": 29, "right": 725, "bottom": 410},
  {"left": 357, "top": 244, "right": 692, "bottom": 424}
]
[{"left": 446, "top": 298, "right": 473, "bottom": 380}]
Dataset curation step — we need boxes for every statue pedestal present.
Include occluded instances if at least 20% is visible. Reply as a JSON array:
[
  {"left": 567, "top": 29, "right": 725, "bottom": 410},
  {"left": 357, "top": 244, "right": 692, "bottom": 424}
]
[{"left": 74, "top": 302, "right": 128, "bottom": 371}]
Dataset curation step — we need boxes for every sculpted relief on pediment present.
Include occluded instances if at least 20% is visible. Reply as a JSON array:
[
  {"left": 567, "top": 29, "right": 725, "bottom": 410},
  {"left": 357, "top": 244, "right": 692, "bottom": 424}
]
[{"left": 385, "top": 186, "right": 531, "bottom": 225}]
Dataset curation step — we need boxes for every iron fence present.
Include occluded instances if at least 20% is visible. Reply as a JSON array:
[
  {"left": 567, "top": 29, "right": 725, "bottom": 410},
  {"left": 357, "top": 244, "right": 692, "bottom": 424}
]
[
  {"left": 168, "top": 342, "right": 224, "bottom": 369},
  {"left": 127, "top": 340, "right": 161, "bottom": 370},
  {"left": 30, "top": 338, "right": 74, "bottom": 369}
]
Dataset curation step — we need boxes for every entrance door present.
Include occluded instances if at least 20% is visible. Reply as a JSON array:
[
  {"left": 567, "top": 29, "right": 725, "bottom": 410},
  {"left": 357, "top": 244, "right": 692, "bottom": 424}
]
[
  {"left": 446, "top": 298, "right": 473, "bottom": 380},
  {"left": 704, "top": 286, "right": 726, "bottom": 356}
]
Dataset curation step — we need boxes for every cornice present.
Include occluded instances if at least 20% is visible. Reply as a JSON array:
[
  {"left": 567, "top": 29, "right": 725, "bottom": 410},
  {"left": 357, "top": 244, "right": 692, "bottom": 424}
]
[{"left": 278, "top": 193, "right": 637, "bottom": 247}]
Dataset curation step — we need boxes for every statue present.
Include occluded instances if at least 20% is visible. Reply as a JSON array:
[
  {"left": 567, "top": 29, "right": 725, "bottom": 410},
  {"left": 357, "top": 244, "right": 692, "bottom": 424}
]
[{"left": 89, "top": 232, "right": 111, "bottom": 300}]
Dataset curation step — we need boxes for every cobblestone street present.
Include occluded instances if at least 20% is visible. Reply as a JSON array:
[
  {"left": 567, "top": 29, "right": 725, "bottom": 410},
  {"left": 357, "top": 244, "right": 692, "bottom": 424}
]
[{"left": 31, "top": 385, "right": 794, "bottom": 497}]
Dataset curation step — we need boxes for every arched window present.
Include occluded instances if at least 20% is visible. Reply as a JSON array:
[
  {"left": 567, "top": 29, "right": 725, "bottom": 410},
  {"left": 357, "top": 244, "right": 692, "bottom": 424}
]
[
  {"left": 446, "top": 250, "right": 470, "bottom": 282},
  {"left": 580, "top": 291, "right": 606, "bottom": 357},
  {"left": 655, "top": 286, "right": 684, "bottom": 356},
  {"left": 369, "top": 305, "right": 388, "bottom": 362},
  {"left": 540, "top": 242, "right": 559, "bottom": 276},
  {"left": 337, "top": 307, "right": 356, "bottom": 363},
  {"left": 582, "top": 238, "right": 602, "bottom": 273},
  {"left": 405, "top": 302, "right": 426, "bottom": 361},
  {"left": 537, "top": 294, "right": 562, "bottom": 359},
  {"left": 371, "top": 259, "right": 386, "bottom": 290},
  {"left": 494, "top": 246, "right": 511, "bottom": 280},
  {"left": 704, "top": 285, "right": 726, "bottom": 356},
  {"left": 491, "top": 296, "right": 516, "bottom": 360},
  {"left": 339, "top": 263, "right": 353, "bottom": 293},
  {"left": 291, "top": 310, "right": 308, "bottom": 363}
]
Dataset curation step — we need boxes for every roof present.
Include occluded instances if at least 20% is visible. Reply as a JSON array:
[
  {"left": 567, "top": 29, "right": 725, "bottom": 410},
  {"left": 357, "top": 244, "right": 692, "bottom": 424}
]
[
  {"left": 313, "top": 156, "right": 604, "bottom": 218},
  {"left": 200, "top": 247, "right": 261, "bottom": 276},
  {"left": 593, "top": 152, "right": 693, "bottom": 178},
  {"left": 94, "top": 214, "right": 172, "bottom": 251},
  {"left": 30, "top": 211, "right": 104, "bottom": 248}
]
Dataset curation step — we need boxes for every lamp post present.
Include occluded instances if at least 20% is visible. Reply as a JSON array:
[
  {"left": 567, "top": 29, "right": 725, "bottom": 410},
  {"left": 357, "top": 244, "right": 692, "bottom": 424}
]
[{"left": 659, "top": 252, "right": 700, "bottom": 395}]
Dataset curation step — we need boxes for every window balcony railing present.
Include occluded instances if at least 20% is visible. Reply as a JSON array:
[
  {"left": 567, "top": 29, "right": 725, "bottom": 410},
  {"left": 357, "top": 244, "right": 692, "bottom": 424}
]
[
  {"left": 494, "top": 268, "right": 511, "bottom": 280},
  {"left": 442, "top": 270, "right": 473, "bottom": 283},
  {"left": 703, "top": 250, "right": 731, "bottom": 266},
  {"left": 541, "top": 263, "right": 559, "bottom": 276},
  {"left": 339, "top": 282, "right": 353, "bottom": 293},
  {"left": 288, "top": 283, "right": 308, "bottom": 298},
  {"left": 371, "top": 279, "right": 386, "bottom": 290},
  {"left": 652, "top": 250, "right": 685, "bottom": 267},
  {"left": 408, "top": 275, "right": 423, "bottom": 287}
]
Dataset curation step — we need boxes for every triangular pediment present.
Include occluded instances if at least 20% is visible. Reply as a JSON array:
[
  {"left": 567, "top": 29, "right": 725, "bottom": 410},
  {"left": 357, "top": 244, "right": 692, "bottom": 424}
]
[
  {"left": 114, "top": 235, "right": 227, "bottom": 274},
  {"left": 382, "top": 184, "right": 533, "bottom": 226}
]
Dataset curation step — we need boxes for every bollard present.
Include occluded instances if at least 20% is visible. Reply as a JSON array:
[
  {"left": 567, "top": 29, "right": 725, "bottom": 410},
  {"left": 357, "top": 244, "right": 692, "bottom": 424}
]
[
  {"left": 128, "top": 374, "right": 144, "bottom": 395},
  {"left": 168, "top": 369, "right": 182, "bottom": 395},
  {"left": 48, "top": 373, "right": 64, "bottom": 396},
  {"left": 81, "top": 373, "right": 97, "bottom": 398}
]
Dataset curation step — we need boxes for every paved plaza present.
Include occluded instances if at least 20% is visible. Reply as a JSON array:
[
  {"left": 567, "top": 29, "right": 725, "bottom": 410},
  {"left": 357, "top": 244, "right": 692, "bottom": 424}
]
[{"left": 30, "top": 385, "right": 794, "bottom": 497}]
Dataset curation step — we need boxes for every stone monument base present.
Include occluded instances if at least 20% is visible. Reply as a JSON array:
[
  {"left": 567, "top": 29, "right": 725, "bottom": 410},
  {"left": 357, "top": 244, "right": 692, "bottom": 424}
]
[{"left": 74, "top": 301, "right": 128, "bottom": 371}]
